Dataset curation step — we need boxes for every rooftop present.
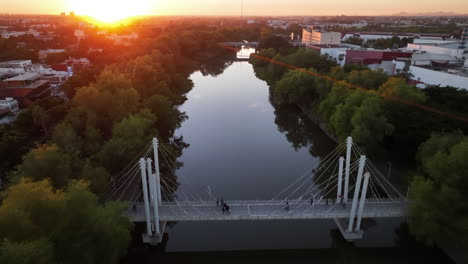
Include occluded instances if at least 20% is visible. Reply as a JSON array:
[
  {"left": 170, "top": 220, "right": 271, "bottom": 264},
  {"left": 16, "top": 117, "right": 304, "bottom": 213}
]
[
  {"left": 4, "top": 72, "right": 41, "bottom": 81},
  {"left": 0, "top": 60, "right": 32, "bottom": 65}
]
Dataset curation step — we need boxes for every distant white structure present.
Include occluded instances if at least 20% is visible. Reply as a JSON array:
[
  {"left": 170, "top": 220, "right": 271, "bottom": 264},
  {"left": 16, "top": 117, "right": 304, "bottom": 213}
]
[
  {"left": 0, "top": 98, "right": 19, "bottom": 112},
  {"left": 406, "top": 43, "right": 465, "bottom": 58},
  {"left": 394, "top": 60, "right": 468, "bottom": 90},
  {"left": 74, "top": 29, "right": 86, "bottom": 41},
  {"left": 320, "top": 47, "right": 348, "bottom": 67},
  {"left": 302, "top": 27, "right": 341, "bottom": 45},
  {"left": 38, "top": 49, "right": 66, "bottom": 60}
]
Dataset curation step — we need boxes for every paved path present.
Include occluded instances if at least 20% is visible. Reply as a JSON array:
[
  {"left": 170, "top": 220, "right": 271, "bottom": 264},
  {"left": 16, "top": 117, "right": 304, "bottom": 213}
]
[{"left": 128, "top": 199, "right": 407, "bottom": 222}]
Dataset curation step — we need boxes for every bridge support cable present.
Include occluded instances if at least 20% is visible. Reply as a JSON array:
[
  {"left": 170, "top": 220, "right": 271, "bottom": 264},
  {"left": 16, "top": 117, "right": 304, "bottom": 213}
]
[
  {"left": 355, "top": 172, "right": 371, "bottom": 232},
  {"left": 159, "top": 177, "right": 190, "bottom": 216},
  {"left": 104, "top": 166, "right": 141, "bottom": 201},
  {"left": 158, "top": 178, "right": 181, "bottom": 216},
  {"left": 344, "top": 137, "right": 353, "bottom": 204},
  {"left": 269, "top": 142, "right": 346, "bottom": 203},
  {"left": 278, "top": 145, "right": 346, "bottom": 205},
  {"left": 350, "top": 146, "right": 391, "bottom": 201},
  {"left": 352, "top": 143, "right": 406, "bottom": 200},
  {"left": 152, "top": 138, "right": 162, "bottom": 205},
  {"left": 367, "top": 160, "right": 406, "bottom": 200},
  {"left": 348, "top": 155, "right": 366, "bottom": 232},
  {"left": 287, "top": 161, "right": 360, "bottom": 216},
  {"left": 158, "top": 144, "right": 209, "bottom": 205},
  {"left": 112, "top": 143, "right": 152, "bottom": 187},
  {"left": 103, "top": 143, "right": 154, "bottom": 202},
  {"left": 139, "top": 158, "right": 152, "bottom": 236},
  {"left": 272, "top": 160, "right": 360, "bottom": 216},
  {"left": 365, "top": 165, "right": 394, "bottom": 201}
]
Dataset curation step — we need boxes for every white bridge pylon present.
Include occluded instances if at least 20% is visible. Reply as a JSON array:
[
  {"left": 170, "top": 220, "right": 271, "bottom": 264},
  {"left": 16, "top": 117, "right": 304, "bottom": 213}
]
[
  {"left": 114, "top": 136, "right": 407, "bottom": 245},
  {"left": 138, "top": 138, "right": 165, "bottom": 245}
]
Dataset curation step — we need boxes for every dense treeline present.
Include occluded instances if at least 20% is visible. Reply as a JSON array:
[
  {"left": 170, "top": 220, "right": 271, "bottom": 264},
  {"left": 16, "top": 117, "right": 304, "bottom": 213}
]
[
  {"left": 250, "top": 35, "right": 468, "bottom": 247},
  {"left": 0, "top": 24, "right": 241, "bottom": 263}
]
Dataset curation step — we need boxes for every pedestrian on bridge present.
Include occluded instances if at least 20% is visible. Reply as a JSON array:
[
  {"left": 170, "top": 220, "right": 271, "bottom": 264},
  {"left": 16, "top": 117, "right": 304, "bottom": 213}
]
[
  {"left": 226, "top": 204, "right": 231, "bottom": 214},
  {"left": 284, "top": 201, "right": 290, "bottom": 211},
  {"left": 310, "top": 197, "right": 314, "bottom": 205},
  {"left": 216, "top": 199, "right": 219, "bottom": 206},
  {"left": 132, "top": 204, "right": 136, "bottom": 212}
]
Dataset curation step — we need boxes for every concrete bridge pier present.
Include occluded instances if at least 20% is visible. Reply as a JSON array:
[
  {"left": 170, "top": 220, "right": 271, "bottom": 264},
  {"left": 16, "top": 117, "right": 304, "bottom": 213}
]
[{"left": 142, "top": 221, "right": 166, "bottom": 245}]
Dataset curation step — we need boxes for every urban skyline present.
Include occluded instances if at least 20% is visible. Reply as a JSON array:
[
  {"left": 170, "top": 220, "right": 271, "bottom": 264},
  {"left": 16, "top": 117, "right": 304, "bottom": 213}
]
[{"left": 1, "top": 0, "right": 468, "bottom": 17}]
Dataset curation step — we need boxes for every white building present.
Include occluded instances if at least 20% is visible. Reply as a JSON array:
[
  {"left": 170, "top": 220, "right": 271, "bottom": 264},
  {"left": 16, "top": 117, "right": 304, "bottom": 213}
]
[
  {"left": 342, "top": 32, "right": 452, "bottom": 42},
  {"left": 302, "top": 27, "right": 341, "bottom": 45},
  {"left": 0, "top": 98, "right": 19, "bottom": 112},
  {"left": 406, "top": 43, "right": 465, "bottom": 58},
  {"left": 38, "top": 49, "right": 66, "bottom": 60},
  {"left": 320, "top": 47, "right": 348, "bottom": 67},
  {"left": 394, "top": 60, "right": 468, "bottom": 89}
]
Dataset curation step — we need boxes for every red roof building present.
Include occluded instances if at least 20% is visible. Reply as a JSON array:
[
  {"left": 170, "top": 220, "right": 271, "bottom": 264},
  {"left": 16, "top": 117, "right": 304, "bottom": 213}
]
[{"left": 345, "top": 50, "right": 413, "bottom": 66}]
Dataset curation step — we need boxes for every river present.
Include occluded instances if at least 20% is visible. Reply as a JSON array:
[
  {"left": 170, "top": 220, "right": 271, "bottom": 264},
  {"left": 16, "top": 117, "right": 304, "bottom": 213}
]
[{"left": 123, "top": 47, "right": 454, "bottom": 263}]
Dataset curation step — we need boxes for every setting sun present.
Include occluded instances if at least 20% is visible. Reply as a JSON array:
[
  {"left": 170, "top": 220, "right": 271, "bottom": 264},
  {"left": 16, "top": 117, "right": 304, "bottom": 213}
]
[{"left": 68, "top": 0, "right": 153, "bottom": 23}]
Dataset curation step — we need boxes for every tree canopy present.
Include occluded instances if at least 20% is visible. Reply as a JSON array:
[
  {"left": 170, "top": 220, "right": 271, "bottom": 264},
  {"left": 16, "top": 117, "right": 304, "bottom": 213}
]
[{"left": 0, "top": 179, "right": 131, "bottom": 264}]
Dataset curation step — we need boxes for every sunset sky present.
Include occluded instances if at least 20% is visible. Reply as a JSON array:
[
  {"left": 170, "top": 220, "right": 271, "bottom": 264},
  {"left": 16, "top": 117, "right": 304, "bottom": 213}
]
[{"left": 1, "top": 0, "right": 468, "bottom": 16}]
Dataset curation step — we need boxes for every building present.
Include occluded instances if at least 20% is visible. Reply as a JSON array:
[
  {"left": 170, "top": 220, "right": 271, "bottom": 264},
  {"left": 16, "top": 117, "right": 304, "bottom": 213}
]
[
  {"left": 302, "top": 27, "right": 341, "bottom": 45},
  {"left": 406, "top": 43, "right": 465, "bottom": 58},
  {"left": 345, "top": 49, "right": 413, "bottom": 75},
  {"left": 0, "top": 97, "right": 19, "bottom": 115},
  {"left": 38, "top": 49, "right": 66, "bottom": 61},
  {"left": 342, "top": 32, "right": 453, "bottom": 42},
  {"left": 400, "top": 64, "right": 468, "bottom": 89},
  {"left": 0, "top": 60, "right": 33, "bottom": 73},
  {"left": 0, "top": 72, "right": 50, "bottom": 106},
  {"left": 74, "top": 29, "right": 86, "bottom": 41},
  {"left": 50, "top": 58, "right": 90, "bottom": 75}
]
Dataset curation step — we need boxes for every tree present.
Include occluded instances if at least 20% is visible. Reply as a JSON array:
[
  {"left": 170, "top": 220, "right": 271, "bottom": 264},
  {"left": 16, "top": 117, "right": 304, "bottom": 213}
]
[
  {"left": 31, "top": 105, "right": 50, "bottom": 137},
  {"left": 409, "top": 132, "right": 468, "bottom": 246},
  {"left": 328, "top": 90, "right": 393, "bottom": 151},
  {"left": 0, "top": 179, "right": 131, "bottom": 264},
  {"left": 0, "top": 239, "right": 55, "bottom": 264},
  {"left": 14, "top": 145, "right": 78, "bottom": 189},
  {"left": 97, "top": 109, "right": 157, "bottom": 174},
  {"left": 258, "top": 35, "right": 294, "bottom": 55},
  {"left": 274, "top": 69, "right": 319, "bottom": 106},
  {"left": 378, "top": 78, "right": 428, "bottom": 156}
]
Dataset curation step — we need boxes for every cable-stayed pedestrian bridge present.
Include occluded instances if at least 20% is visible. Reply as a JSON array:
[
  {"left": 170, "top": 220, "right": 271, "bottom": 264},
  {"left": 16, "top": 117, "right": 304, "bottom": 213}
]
[{"left": 104, "top": 137, "right": 408, "bottom": 245}]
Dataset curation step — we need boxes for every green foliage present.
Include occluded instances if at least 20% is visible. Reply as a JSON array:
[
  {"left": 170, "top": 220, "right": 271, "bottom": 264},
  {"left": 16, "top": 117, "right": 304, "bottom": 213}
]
[
  {"left": 257, "top": 35, "right": 294, "bottom": 55},
  {"left": 249, "top": 48, "right": 277, "bottom": 67},
  {"left": 14, "top": 145, "right": 78, "bottom": 189},
  {"left": 274, "top": 69, "right": 320, "bottom": 105},
  {"left": 61, "top": 66, "right": 99, "bottom": 98},
  {"left": 318, "top": 82, "right": 351, "bottom": 122},
  {"left": 409, "top": 132, "right": 468, "bottom": 245},
  {"left": 97, "top": 109, "right": 157, "bottom": 174},
  {"left": 345, "top": 69, "right": 388, "bottom": 90},
  {"left": 0, "top": 239, "right": 55, "bottom": 264},
  {"left": 371, "top": 36, "right": 412, "bottom": 49},
  {"left": 0, "top": 179, "right": 131, "bottom": 264}
]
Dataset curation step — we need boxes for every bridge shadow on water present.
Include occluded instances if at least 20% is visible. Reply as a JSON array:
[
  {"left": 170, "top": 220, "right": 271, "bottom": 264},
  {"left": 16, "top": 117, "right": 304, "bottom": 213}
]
[{"left": 122, "top": 223, "right": 453, "bottom": 264}]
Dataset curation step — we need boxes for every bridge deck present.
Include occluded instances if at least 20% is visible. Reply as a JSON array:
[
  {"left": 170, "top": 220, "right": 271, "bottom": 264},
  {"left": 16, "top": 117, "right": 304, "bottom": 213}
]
[{"left": 128, "top": 199, "right": 407, "bottom": 222}]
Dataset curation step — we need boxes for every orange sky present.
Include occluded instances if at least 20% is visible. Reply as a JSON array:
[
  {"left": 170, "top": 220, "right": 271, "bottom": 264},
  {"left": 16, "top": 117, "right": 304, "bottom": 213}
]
[{"left": 1, "top": 0, "right": 468, "bottom": 16}]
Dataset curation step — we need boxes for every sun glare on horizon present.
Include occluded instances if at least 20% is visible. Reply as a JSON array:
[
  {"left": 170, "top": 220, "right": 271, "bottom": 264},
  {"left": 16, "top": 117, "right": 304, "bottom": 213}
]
[{"left": 68, "top": 0, "right": 154, "bottom": 23}]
